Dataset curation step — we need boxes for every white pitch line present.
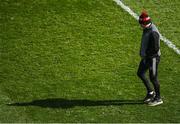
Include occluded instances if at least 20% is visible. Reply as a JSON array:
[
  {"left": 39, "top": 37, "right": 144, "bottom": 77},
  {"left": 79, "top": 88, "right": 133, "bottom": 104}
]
[{"left": 113, "top": 0, "right": 180, "bottom": 55}]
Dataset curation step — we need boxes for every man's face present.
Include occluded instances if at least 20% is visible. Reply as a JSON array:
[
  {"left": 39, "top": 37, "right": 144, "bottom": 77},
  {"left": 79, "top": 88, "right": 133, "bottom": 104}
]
[{"left": 140, "top": 23, "right": 151, "bottom": 29}]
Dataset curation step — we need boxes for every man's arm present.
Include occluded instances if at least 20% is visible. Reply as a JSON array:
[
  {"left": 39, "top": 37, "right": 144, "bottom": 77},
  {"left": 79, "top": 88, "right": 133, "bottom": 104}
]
[{"left": 146, "top": 31, "right": 160, "bottom": 57}]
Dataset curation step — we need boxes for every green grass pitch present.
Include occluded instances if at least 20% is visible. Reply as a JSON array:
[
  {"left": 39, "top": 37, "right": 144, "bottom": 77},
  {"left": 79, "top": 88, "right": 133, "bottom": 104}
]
[{"left": 0, "top": 0, "right": 180, "bottom": 122}]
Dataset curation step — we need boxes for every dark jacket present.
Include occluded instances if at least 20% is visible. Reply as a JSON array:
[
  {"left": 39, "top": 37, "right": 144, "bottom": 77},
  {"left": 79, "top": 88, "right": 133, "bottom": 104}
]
[
  {"left": 146, "top": 31, "right": 160, "bottom": 57},
  {"left": 140, "top": 24, "right": 161, "bottom": 58}
]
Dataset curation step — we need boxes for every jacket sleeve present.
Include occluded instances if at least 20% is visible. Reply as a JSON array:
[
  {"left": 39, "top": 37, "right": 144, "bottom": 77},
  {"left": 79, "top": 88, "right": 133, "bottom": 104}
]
[{"left": 146, "top": 31, "right": 160, "bottom": 57}]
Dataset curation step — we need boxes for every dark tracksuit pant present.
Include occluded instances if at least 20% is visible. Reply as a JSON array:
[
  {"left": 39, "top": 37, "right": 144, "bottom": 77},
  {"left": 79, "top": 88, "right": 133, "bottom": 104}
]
[{"left": 137, "top": 56, "right": 160, "bottom": 99}]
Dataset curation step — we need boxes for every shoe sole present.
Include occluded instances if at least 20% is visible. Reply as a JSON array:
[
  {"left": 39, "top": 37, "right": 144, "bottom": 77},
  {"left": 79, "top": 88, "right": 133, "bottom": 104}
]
[
  {"left": 148, "top": 101, "right": 163, "bottom": 106},
  {"left": 144, "top": 98, "right": 153, "bottom": 104}
]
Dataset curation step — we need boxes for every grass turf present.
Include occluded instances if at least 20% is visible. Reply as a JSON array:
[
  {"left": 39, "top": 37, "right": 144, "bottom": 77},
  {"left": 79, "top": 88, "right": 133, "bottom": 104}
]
[{"left": 0, "top": 0, "right": 180, "bottom": 122}]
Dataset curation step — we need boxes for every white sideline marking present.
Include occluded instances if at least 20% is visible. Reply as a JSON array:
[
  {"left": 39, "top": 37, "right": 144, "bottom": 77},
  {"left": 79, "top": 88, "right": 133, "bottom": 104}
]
[{"left": 113, "top": 0, "right": 180, "bottom": 55}]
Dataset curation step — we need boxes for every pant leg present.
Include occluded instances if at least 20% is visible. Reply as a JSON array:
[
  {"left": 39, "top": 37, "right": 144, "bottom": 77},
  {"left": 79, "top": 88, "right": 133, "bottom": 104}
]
[
  {"left": 149, "top": 56, "right": 160, "bottom": 99},
  {"left": 137, "top": 58, "right": 153, "bottom": 93}
]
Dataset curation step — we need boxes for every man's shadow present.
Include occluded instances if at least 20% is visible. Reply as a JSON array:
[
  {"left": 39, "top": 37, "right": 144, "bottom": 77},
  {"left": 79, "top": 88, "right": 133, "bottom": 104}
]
[{"left": 7, "top": 98, "right": 144, "bottom": 109}]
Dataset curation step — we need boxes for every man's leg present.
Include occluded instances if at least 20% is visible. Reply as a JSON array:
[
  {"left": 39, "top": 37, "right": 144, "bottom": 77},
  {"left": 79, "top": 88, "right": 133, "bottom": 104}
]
[
  {"left": 149, "top": 57, "right": 160, "bottom": 99},
  {"left": 148, "top": 56, "right": 163, "bottom": 106},
  {"left": 137, "top": 59, "right": 153, "bottom": 93}
]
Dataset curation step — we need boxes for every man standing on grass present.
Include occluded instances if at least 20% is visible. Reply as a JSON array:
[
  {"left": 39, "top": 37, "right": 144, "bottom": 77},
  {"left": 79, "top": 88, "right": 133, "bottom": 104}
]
[{"left": 137, "top": 11, "right": 163, "bottom": 106}]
